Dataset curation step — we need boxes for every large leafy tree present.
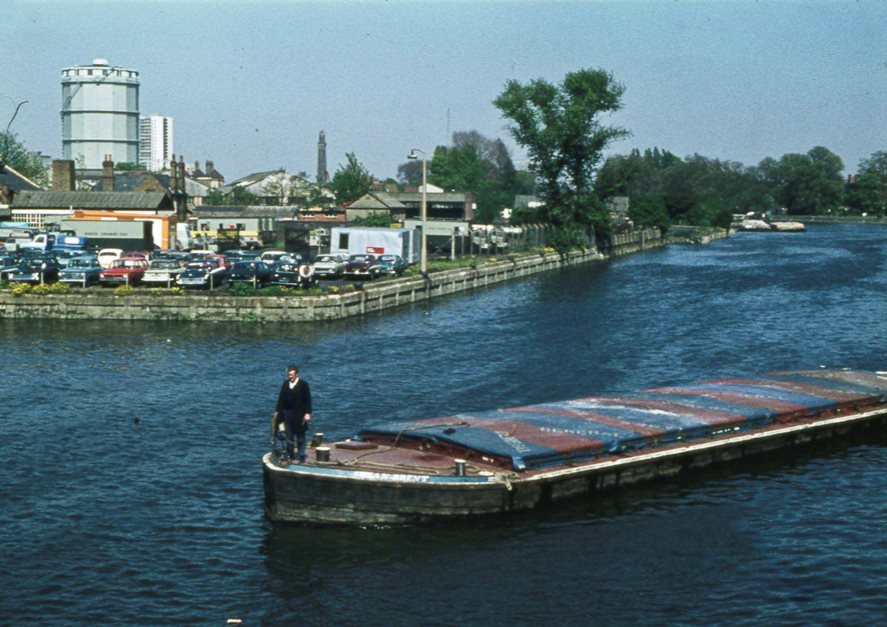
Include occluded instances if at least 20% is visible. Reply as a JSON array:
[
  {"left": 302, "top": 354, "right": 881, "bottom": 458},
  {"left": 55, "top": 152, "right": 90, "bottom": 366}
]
[
  {"left": 494, "top": 68, "right": 629, "bottom": 251},
  {"left": 758, "top": 147, "right": 844, "bottom": 215},
  {"left": 846, "top": 151, "right": 887, "bottom": 216},
  {"left": 330, "top": 153, "right": 373, "bottom": 204},
  {"left": 0, "top": 131, "right": 49, "bottom": 187}
]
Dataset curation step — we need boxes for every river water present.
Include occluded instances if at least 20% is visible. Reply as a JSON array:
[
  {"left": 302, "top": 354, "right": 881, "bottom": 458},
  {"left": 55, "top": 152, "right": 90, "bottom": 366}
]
[{"left": 1, "top": 224, "right": 885, "bottom": 625}]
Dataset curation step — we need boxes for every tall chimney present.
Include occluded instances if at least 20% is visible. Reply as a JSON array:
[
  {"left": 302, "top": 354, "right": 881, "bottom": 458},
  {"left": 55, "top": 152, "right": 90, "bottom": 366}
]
[
  {"left": 177, "top": 155, "right": 186, "bottom": 194},
  {"left": 102, "top": 155, "right": 115, "bottom": 192},
  {"left": 169, "top": 153, "right": 178, "bottom": 191},
  {"left": 52, "top": 160, "right": 76, "bottom": 192},
  {"left": 206, "top": 160, "right": 215, "bottom": 175}
]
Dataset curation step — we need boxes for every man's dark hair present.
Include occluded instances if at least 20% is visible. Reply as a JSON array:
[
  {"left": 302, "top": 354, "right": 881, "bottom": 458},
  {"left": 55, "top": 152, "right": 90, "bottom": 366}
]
[{"left": 287, "top": 365, "right": 299, "bottom": 373}]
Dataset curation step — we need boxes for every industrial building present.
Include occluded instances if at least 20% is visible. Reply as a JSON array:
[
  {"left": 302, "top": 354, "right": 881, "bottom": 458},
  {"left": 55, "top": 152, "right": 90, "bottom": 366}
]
[{"left": 61, "top": 58, "right": 140, "bottom": 169}]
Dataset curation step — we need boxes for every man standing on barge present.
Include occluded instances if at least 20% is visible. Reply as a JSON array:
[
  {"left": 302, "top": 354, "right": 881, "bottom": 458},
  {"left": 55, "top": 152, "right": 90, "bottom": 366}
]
[{"left": 273, "top": 365, "right": 312, "bottom": 464}]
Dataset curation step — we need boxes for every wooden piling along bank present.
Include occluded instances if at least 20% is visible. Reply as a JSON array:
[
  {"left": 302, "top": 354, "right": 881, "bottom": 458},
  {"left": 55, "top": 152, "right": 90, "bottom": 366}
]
[{"left": 0, "top": 228, "right": 681, "bottom": 322}]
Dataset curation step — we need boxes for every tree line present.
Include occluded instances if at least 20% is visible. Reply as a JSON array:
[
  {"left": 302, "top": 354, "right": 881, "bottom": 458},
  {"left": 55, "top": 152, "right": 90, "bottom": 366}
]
[{"left": 5, "top": 63, "right": 887, "bottom": 255}]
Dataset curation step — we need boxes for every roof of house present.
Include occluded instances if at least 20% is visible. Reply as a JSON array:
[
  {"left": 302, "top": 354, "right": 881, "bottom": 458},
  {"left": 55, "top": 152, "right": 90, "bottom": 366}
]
[
  {"left": 92, "top": 172, "right": 168, "bottom": 193},
  {"left": 194, "top": 205, "right": 302, "bottom": 218},
  {"left": 0, "top": 164, "right": 41, "bottom": 192},
  {"left": 377, "top": 191, "right": 470, "bottom": 204},
  {"left": 226, "top": 170, "right": 284, "bottom": 188},
  {"left": 348, "top": 193, "right": 407, "bottom": 210},
  {"left": 12, "top": 190, "right": 172, "bottom": 210}
]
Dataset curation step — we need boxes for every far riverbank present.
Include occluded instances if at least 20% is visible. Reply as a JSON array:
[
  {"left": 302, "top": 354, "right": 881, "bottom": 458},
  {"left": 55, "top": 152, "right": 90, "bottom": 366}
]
[{"left": 0, "top": 227, "right": 728, "bottom": 322}]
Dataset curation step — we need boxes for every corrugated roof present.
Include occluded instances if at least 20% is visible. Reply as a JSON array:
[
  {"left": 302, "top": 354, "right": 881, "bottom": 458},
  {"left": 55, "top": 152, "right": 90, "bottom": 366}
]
[
  {"left": 348, "top": 193, "right": 406, "bottom": 210},
  {"left": 377, "top": 191, "right": 469, "bottom": 204},
  {"left": 12, "top": 190, "right": 171, "bottom": 210}
]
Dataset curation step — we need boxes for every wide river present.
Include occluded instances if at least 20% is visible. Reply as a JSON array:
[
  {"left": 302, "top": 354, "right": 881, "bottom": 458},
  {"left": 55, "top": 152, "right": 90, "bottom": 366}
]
[{"left": 2, "top": 224, "right": 885, "bottom": 625}]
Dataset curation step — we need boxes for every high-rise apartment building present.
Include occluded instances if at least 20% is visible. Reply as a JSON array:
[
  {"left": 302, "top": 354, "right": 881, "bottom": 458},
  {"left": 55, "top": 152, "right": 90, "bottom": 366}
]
[
  {"left": 60, "top": 58, "right": 140, "bottom": 169},
  {"left": 139, "top": 114, "right": 174, "bottom": 172}
]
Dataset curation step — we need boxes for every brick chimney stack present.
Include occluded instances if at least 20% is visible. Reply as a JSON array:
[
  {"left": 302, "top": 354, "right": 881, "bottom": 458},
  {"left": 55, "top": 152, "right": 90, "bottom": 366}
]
[
  {"left": 102, "top": 155, "right": 115, "bottom": 192},
  {"left": 177, "top": 155, "right": 186, "bottom": 194},
  {"left": 206, "top": 160, "right": 215, "bottom": 175},
  {"left": 52, "top": 160, "right": 76, "bottom": 192},
  {"left": 169, "top": 153, "right": 178, "bottom": 191}
]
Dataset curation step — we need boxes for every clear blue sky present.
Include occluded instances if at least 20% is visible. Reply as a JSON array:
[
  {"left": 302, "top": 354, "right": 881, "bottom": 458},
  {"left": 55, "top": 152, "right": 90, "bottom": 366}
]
[{"left": 6, "top": 0, "right": 887, "bottom": 182}]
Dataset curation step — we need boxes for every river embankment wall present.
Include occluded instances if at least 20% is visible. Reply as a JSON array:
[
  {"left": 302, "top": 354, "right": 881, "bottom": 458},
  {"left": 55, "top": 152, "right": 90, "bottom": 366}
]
[{"left": 0, "top": 228, "right": 667, "bottom": 322}]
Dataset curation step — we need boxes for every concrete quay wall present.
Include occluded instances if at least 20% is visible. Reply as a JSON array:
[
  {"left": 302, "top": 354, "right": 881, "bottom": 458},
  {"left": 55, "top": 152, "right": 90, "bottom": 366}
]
[{"left": 0, "top": 229, "right": 664, "bottom": 322}]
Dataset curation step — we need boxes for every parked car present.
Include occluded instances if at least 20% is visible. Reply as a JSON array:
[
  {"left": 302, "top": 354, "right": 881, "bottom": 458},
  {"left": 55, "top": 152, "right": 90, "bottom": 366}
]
[
  {"left": 223, "top": 249, "right": 260, "bottom": 265},
  {"left": 9, "top": 257, "right": 61, "bottom": 284},
  {"left": 143, "top": 258, "right": 188, "bottom": 287},
  {"left": 311, "top": 254, "right": 347, "bottom": 279},
  {"left": 344, "top": 254, "right": 381, "bottom": 280},
  {"left": 99, "top": 257, "right": 149, "bottom": 286},
  {"left": 97, "top": 248, "right": 124, "bottom": 269},
  {"left": 240, "top": 235, "right": 262, "bottom": 250},
  {"left": 377, "top": 254, "right": 407, "bottom": 277},
  {"left": 259, "top": 250, "right": 299, "bottom": 266},
  {"left": 271, "top": 261, "right": 317, "bottom": 288},
  {"left": 59, "top": 256, "right": 103, "bottom": 286},
  {"left": 0, "top": 251, "right": 22, "bottom": 280},
  {"left": 177, "top": 259, "right": 228, "bottom": 289},
  {"left": 227, "top": 260, "right": 274, "bottom": 287}
]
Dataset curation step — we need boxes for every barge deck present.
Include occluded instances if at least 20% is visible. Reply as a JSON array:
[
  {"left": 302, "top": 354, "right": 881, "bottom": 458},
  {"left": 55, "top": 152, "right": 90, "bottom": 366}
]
[{"left": 263, "top": 369, "right": 887, "bottom": 525}]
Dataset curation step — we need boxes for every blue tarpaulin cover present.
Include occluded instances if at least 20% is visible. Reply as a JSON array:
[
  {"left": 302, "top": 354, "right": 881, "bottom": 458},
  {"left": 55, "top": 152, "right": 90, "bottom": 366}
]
[{"left": 358, "top": 370, "right": 887, "bottom": 470}]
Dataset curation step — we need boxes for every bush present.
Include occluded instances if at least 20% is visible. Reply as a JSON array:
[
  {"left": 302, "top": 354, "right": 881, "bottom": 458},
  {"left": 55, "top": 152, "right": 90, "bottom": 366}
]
[
  {"left": 113, "top": 284, "right": 134, "bottom": 297},
  {"left": 228, "top": 282, "right": 259, "bottom": 297},
  {"left": 48, "top": 282, "right": 70, "bottom": 294},
  {"left": 257, "top": 285, "right": 295, "bottom": 297},
  {"left": 11, "top": 283, "right": 31, "bottom": 296},
  {"left": 167, "top": 286, "right": 184, "bottom": 296}
]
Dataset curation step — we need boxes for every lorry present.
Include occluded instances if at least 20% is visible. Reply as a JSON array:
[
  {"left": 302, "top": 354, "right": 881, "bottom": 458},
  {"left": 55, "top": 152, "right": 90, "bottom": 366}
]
[
  {"left": 59, "top": 219, "right": 154, "bottom": 252},
  {"left": 329, "top": 227, "right": 420, "bottom": 264},
  {"left": 17, "top": 232, "right": 89, "bottom": 253}
]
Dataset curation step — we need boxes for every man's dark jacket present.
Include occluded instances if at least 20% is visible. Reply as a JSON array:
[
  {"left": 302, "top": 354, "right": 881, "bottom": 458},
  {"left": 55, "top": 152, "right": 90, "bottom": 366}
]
[{"left": 276, "top": 378, "right": 312, "bottom": 434}]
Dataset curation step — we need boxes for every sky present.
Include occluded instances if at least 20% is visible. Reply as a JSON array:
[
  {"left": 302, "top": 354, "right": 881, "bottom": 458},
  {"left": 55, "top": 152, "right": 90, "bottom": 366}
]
[{"left": 5, "top": 0, "right": 887, "bottom": 183}]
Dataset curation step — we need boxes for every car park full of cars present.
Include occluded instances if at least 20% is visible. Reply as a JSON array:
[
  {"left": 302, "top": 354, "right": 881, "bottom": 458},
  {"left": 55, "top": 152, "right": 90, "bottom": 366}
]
[
  {"left": 99, "top": 257, "right": 149, "bottom": 286},
  {"left": 344, "top": 254, "right": 381, "bottom": 280},
  {"left": 59, "top": 256, "right": 103, "bottom": 286}
]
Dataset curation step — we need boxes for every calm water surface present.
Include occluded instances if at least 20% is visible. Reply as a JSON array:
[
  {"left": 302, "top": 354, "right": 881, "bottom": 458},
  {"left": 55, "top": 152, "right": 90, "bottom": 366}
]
[{"left": 1, "top": 224, "right": 886, "bottom": 625}]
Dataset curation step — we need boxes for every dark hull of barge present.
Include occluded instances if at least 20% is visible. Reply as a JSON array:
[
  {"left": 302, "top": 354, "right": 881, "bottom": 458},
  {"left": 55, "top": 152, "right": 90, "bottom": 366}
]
[{"left": 263, "top": 370, "right": 887, "bottom": 525}]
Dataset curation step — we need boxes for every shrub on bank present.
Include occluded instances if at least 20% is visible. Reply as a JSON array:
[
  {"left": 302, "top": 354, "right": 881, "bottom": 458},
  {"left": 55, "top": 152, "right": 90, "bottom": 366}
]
[
  {"left": 11, "top": 283, "right": 31, "bottom": 296},
  {"left": 32, "top": 282, "right": 70, "bottom": 295},
  {"left": 113, "top": 284, "right": 135, "bottom": 297}
]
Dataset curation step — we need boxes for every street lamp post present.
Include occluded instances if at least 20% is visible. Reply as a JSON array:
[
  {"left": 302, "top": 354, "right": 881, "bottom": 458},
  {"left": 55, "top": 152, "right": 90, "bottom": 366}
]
[{"left": 407, "top": 148, "right": 428, "bottom": 275}]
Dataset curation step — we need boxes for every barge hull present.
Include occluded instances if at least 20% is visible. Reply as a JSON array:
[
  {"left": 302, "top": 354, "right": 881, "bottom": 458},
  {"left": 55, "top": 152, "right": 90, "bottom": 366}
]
[{"left": 263, "top": 407, "right": 886, "bottom": 525}]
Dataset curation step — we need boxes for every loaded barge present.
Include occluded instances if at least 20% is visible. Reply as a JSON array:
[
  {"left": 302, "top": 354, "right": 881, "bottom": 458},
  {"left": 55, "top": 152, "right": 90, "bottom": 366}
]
[{"left": 263, "top": 369, "right": 887, "bottom": 525}]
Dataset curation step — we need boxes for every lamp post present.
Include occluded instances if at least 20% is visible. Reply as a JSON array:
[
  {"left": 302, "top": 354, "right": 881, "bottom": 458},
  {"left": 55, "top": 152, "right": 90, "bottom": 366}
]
[{"left": 407, "top": 148, "right": 428, "bottom": 275}]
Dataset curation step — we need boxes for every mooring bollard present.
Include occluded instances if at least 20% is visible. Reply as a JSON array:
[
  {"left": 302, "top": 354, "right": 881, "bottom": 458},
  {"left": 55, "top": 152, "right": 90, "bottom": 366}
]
[
  {"left": 315, "top": 446, "right": 331, "bottom": 462},
  {"left": 454, "top": 458, "right": 466, "bottom": 476}
]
